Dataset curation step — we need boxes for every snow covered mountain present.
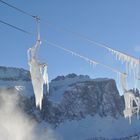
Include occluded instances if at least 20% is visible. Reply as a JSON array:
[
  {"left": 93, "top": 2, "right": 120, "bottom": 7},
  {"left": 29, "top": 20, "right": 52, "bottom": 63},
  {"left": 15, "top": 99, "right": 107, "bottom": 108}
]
[{"left": 0, "top": 66, "right": 140, "bottom": 140}]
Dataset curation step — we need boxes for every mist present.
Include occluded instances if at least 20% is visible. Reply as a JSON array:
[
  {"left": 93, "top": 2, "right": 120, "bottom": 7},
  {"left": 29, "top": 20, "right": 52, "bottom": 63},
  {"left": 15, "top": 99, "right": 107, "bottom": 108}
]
[{"left": 0, "top": 88, "right": 59, "bottom": 140}]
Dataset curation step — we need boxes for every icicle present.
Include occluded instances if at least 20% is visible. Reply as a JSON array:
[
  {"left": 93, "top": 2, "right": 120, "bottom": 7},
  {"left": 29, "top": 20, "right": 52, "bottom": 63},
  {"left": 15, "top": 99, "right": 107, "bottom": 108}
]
[
  {"left": 120, "top": 73, "right": 140, "bottom": 123},
  {"left": 43, "top": 64, "right": 49, "bottom": 93},
  {"left": 89, "top": 60, "right": 92, "bottom": 67},
  {"left": 116, "top": 71, "right": 120, "bottom": 86},
  {"left": 27, "top": 48, "right": 31, "bottom": 61},
  {"left": 108, "top": 48, "right": 139, "bottom": 89},
  {"left": 29, "top": 62, "right": 43, "bottom": 109},
  {"left": 69, "top": 48, "right": 98, "bottom": 68},
  {"left": 91, "top": 61, "right": 97, "bottom": 69},
  {"left": 28, "top": 40, "right": 44, "bottom": 110},
  {"left": 120, "top": 73, "right": 128, "bottom": 91}
]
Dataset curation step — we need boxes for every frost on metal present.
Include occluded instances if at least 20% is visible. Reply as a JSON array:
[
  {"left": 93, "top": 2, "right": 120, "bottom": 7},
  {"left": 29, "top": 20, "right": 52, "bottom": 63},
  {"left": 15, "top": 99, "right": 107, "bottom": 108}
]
[
  {"left": 121, "top": 73, "right": 140, "bottom": 124},
  {"left": 28, "top": 39, "right": 49, "bottom": 110}
]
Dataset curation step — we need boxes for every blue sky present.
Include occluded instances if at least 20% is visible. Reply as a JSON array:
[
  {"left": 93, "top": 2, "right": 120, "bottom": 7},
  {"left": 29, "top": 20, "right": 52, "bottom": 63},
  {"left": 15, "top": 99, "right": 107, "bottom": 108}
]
[{"left": 0, "top": 0, "right": 140, "bottom": 91}]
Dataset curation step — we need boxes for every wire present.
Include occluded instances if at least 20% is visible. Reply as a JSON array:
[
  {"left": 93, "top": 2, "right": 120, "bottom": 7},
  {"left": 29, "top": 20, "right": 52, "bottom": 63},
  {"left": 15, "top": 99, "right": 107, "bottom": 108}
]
[
  {"left": 45, "top": 40, "right": 124, "bottom": 74},
  {"left": 45, "top": 41, "right": 140, "bottom": 81},
  {"left": 40, "top": 20, "right": 139, "bottom": 61},
  {"left": 0, "top": 0, "right": 139, "bottom": 80},
  {"left": 0, "top": 0, "right": 35, "bottom": 18},
  {"left": 0, "top": 17, "right": 140, "bottom": 80},
  {"left": 41, "top": 19, "right": 139, "bottom": 61},
  {"left": 0, "top": 19, "right": 31, "bottom": 35},
  {"left": 0, "top": 17, "right": 137, "bottom": 78},
  {"left": 0, "top": 0, "right": 139, "bottom": 61}
]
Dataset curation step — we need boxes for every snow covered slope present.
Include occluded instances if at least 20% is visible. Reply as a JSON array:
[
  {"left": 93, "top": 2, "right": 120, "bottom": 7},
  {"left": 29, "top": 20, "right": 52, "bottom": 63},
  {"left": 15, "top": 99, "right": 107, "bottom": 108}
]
[
  {"left": 48, "top": 76, "right": 140, "bottom": 140},
  {"left": 0, "top": 66, "right": 140, "bottom": 140},
  {"left": 0, "top": 66, "right": 33, "bottom": 97},
  {"left": 50, "top": 73, "right": 91, "bottom": 103}
]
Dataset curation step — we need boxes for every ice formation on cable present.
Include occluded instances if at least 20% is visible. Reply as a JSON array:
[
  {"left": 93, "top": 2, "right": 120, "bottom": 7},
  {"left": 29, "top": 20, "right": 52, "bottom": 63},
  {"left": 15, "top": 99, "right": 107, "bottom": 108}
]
[
  {"left": 120, "top": 73, "right": 140, "bottom": 124},
  {"left": 48, "top": 42, "right": 98, "bottom": 69},
  {"left": 28, "top": 39, "right": 49, "bottom": 110},
  {"left": 71, "top": 50, "right": 98, "bottom": 67},
  {"left": 108, "top": 48, "right": 139, "bottom": 89}
]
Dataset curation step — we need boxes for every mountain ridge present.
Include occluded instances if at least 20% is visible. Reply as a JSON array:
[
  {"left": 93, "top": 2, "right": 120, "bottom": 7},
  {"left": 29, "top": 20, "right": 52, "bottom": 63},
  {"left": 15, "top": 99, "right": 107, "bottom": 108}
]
[{"left": 0, "top": 66, "right": 140, "bottom": 140}]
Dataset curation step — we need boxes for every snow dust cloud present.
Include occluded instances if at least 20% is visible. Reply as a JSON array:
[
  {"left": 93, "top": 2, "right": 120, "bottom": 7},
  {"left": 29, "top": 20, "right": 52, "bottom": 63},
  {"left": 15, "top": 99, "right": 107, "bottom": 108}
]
[{"left": 0, "top": 88, "right": 59, "bottom": 140}]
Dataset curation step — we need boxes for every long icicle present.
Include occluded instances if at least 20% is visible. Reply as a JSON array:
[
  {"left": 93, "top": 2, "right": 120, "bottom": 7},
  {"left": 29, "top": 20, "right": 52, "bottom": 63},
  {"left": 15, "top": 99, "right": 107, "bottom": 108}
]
[{"left": 28, "top": 17, "right": 49, "bottom": 110}]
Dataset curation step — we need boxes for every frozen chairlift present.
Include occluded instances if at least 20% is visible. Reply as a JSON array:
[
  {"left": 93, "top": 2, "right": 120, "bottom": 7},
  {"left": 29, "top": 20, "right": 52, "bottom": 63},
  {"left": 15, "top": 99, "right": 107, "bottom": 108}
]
[
  {"left": 121, "top": 73, "right": 140, "bottom": 124},
  {"left": 27, "top": 17, "right": 49, "bottom": 110}
]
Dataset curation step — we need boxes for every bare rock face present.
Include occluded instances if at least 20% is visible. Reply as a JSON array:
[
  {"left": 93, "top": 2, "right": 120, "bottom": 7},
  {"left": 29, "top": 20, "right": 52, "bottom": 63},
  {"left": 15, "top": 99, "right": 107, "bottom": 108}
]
[{"left": 58, "top": 79, "right": 123, "bottom": 122}]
